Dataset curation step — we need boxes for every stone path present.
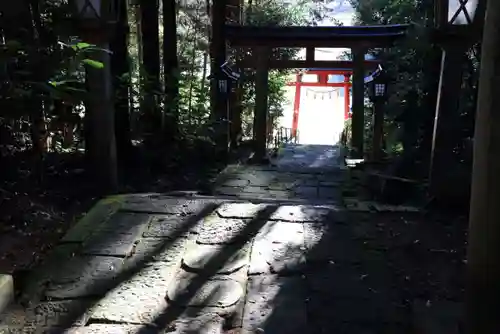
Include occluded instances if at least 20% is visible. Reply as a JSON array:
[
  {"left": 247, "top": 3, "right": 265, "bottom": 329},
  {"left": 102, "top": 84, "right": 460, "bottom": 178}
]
[
  {"left": 0, "top": 144, "right": 414, "bottom": 333},
  {"left": 213, "top": 144, "right": 346, "bottom": 202}
]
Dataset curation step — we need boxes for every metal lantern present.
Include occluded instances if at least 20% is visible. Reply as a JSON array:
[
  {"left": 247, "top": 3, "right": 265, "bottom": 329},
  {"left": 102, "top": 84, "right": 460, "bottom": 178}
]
[
  {"left": 435, "top": 0, "right": 485, "bottom": 27},
  {"left": 70, "top": 0, "right": 119, "bottom": 26},
  {"left": 369, "top": 71, "right": 388, "bottom": 102},
  {"left": 207, "top": 59, "right": 241, "bottom": 87}
]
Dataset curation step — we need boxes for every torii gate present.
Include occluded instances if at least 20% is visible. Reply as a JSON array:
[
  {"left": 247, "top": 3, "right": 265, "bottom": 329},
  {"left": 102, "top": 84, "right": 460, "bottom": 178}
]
[
  {"left": 218, "top": 24, "right": 409, "bottom": 159},
  {"left": 286, "top": 62, "right": 380, "bottom": 137}
]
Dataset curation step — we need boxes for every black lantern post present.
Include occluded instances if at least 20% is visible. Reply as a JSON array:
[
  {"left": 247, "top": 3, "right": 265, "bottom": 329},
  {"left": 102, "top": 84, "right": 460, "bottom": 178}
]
[
  {"left": 368, "top": 69, "right": 388, "bottom": 161},
  {"left": 434, "top": 0, "right": 485, "bottom": 32},
  {"left": 69, "top": 0, "right": 120, "bottom": 34},
  {"left": 207, "top": 59, "right": 241, "bottom": 156},
  {"left": 368, "top": 67, "right": 388, "bottom": 102},
  {"left": 70, "top": 0, "right": 119, "bottom": 192}
]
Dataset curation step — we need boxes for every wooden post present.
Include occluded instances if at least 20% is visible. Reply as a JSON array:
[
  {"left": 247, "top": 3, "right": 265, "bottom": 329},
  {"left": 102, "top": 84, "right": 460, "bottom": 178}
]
[
  {"left": 291, "top": 73, "right": 302, "bottom": 138},
  {"left": 230, "top": 82, "right": 243, "bottom": 148},
  {"left": 351, "top": 48, "right": 365, "bottom": 158},
  {"left": 371, "top": 100, "right": 384, "bottom": 161},
  {"left": 343, "top": 74, "right": 351, "bottom": 120},
  {"left": 253, "top": 47, "right": 270, "bottom": 162},
  {"left": 428, "top": 45, "right": 465, "bottom": 195},
  {"left": 82, "top": 32, "right": 118, "bottom": 193},
  {"left": 466, "top": 0, "right": 500, "bottom": 332}
]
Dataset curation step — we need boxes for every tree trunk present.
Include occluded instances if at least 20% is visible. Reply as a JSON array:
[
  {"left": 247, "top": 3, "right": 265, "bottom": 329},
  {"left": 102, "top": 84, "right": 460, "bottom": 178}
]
[
  {"left": 162, "top": 0, "right": 179, "bottom": 142},
  {"left": 20, "top": 0, "right": 46, "bottom": 182},
  {"left": 198, "top": 49, "right": 209, "bottom": 124},
  {"left": 187, "top": 38, "right": 197, "bottom": 123},
  {"left": 139, "top": 0, "right": 161, "bottom": 138},
  {"left": 111, "top": 0, "right": 132, "bottom": 167}
]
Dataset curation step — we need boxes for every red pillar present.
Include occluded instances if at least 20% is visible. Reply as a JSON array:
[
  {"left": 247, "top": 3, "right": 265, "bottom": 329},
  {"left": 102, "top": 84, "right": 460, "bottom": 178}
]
[
  {"left": 291, "top": 73, "right": 302, "bottom": 137},
  {"left": 344, "top": 74, "right": 351, "bottom": 120}
]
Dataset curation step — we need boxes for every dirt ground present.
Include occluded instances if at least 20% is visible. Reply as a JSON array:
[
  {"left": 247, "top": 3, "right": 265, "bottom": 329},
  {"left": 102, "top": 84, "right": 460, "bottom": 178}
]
[
  {"left": 0, "top": 148, "right": 223, "bottom": 276},
  {"left": 344, "top": 168, "right": 468, "bottom": 304},
  {"left": 363, "top": 211, "right": 467, "bottom": 303}
]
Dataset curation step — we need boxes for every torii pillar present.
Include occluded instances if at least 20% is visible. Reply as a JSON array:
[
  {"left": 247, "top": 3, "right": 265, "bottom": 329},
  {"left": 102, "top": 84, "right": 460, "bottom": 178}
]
[
  {"left": 350, "top": 48, "right": 366, "bottom": 158},
  {"left": 344, "top": 73, "right": 351, "bottom": 120},
  {"left": 291, "top": 73, "right": 302, "bottom": 138}
]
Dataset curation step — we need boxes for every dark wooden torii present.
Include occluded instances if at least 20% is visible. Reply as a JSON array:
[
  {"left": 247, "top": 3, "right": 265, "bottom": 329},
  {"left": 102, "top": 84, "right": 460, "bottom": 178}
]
[{"left": 211, "top": 17, "right": 409, "bottom": 160}]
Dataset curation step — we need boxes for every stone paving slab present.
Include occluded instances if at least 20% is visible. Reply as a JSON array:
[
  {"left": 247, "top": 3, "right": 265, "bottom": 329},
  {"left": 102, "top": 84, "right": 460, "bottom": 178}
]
[
  {"left": 61, "top": 195, "right": 125, "bottom": 243},
  {"left": 0, "top": 300, "right": 94, "bottom": 332},
  {"left": 182, "top": 243, "right": 251, "bottom": 274},
  {"left": 164, "top": 313, "right": 226, "bottom": 334},
  {"left": 249, "top": 221, "right": 306, "bottom": 275},
  {"left": 142, "top": 214, "right": 193, "bottom": 239},
  {"left": 88, "top": 238, "right": 190, "bottom": 325},
  {"left": 89, "top": 263, "right": 179, "bottom": 324},
  {"left": 45, "top": 256, "right": 126, "bottom": 299},
  {"left": 166, "top": 271, "right": 244, "bottom": 309},
  {"left": 242, "top": 275, "right": 308, "bottom": 334},
  {"left": 17, "top": 243, "right": 82, "bottom": 304},
  {"left": 81, "top": 212, "right": 151, "bottom": 257},
  {"left": 121, "top": 196, "right": 224, "bottom": 215},
  {"left": 65, "top": 313, "right": 226, "bottom": 333},
  {"left": 213, "top": 147, "right": 346, "bottom": 202},
  {"left": 249, "top": 241, "right": 307, "bottom": 275},
  {"left": 216, "top": 202, "right": 267, "bottom": 219},
  {"left": 196, "top": 215, "right": 256, "bottom": 245},
  {"left": 132, "top": 238, "right": 189, "bottom": 265},
  {"left": 213, "top": 186, "right": 248, "bottom": 197}
]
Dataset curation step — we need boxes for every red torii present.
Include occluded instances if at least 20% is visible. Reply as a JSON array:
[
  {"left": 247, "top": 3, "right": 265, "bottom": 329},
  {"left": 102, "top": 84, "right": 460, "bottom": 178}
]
[{"left": 287, "top": 62, "right": 377, "bottom": 137}]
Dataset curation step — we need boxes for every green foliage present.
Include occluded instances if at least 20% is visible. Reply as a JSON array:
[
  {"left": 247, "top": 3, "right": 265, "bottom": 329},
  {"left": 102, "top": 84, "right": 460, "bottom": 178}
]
[{"left": 81, "top": 59, "right": 104, "bottom": 69}]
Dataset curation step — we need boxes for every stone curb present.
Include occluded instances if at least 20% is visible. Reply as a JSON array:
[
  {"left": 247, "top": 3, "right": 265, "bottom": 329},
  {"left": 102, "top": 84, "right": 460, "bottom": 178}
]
[
  {"left": 16, "top": 195, "right": 126, "bottom": 304},
  {"left": 0, "top": 275, "right": 14, "bottom": 315}
]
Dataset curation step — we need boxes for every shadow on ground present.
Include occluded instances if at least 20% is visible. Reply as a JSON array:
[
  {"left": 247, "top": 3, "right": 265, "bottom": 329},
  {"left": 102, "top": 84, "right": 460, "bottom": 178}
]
[{"left": 0, "top": 143, "right": 466, "bottom": 333}]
